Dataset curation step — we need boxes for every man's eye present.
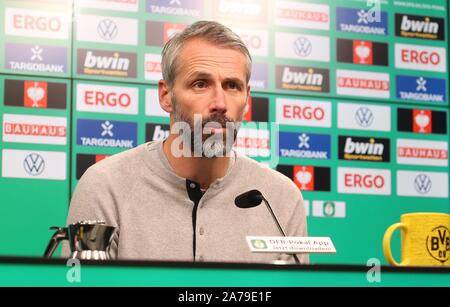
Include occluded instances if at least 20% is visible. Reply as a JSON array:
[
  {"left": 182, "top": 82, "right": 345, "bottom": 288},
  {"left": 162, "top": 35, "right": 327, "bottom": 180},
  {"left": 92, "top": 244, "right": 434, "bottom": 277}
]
[
  {"left": 226, "top": 81, "right": 240, "bottom": 90},
  {"left": 193, "top": 80, "right": 207, "bottom": 88}
]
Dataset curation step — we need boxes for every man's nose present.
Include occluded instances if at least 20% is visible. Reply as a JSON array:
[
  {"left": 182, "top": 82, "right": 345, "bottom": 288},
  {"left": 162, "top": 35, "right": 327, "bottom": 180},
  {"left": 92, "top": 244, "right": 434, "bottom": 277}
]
[{"left": 209, "top": 86, "right": 227, "bottom": 114}]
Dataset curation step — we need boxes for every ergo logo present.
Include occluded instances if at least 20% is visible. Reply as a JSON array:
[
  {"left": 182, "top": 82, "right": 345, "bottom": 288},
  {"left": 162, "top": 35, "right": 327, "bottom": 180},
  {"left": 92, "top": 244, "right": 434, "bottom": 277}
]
[
  {"left": 13, "top": 13, "right": 61, "bottom": 32},
  {"left": 240, "top": 34, "right": 262, "bottom": 49},
  {"left": 338, "top": 167, "right": 391, "bottom": 195},
  {"left": 282, "top": 105, "right": 324, "bottom": 120},
  {"left": 344, "top": 173, "right": 385, "bottom": 189},
  {"left": 401, "top": 49, "right": 441, "bottom": 65},
  {"left": 84, "top": 91, "right": 131, "bottom": 107}
]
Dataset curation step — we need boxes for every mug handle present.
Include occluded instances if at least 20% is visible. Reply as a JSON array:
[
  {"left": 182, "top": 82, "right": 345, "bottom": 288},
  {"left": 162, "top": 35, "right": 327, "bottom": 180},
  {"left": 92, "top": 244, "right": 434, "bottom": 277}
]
[{"left": 383, "top": 223, "right": 407, "bottom": 266}]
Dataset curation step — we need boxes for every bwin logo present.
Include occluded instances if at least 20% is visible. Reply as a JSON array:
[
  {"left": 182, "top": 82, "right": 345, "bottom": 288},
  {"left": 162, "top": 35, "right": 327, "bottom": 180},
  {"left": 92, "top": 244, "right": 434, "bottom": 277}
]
[
  {"left": 294, "top": 37, "right": 312, "bottom": 58},
  {"left": 23, "top": 153, "right": 45, "bottom": 176},
  {"left": 97, "top": 19, "right": 118, "bottom": 41},
  {"left": 414, "top": 174, "right": 432, "bottom": 194},
  {"left": 355, "top": 107, "right": 374, "bottom": 127}
]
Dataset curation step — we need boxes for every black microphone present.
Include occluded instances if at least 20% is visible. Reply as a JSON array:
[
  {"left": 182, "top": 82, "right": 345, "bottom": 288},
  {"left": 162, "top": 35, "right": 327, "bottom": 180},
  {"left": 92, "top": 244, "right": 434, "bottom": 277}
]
[{"left": 235, "top": 189, "right": 301, "bottom": 264}]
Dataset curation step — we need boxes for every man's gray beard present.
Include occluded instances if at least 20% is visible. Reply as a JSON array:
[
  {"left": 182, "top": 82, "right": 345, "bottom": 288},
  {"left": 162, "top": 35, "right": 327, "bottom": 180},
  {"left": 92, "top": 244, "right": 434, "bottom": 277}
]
[{"left": 171, "top": 95, "right": 241, "bottom": 158}]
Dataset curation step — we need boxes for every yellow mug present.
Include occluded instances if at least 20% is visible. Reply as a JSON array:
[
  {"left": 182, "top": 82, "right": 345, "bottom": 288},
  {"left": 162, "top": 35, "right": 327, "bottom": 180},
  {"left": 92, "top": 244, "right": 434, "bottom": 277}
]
[{"left": 383, "top": 212, "right": 450, "bottom": 266}]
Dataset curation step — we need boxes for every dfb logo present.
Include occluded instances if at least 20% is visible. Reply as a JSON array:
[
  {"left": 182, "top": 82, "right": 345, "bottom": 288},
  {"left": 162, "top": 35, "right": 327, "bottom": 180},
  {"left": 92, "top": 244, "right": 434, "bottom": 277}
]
[{"left": 426, "top": 226, "right": 450, "bottom": 264}]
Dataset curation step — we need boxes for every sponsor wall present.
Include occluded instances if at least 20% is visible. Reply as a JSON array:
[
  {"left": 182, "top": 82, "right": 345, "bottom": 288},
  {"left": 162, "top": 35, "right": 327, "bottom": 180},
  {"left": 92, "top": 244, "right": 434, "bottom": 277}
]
[{"left": 0, "top": 0, "right": 448, "bottom": 265}]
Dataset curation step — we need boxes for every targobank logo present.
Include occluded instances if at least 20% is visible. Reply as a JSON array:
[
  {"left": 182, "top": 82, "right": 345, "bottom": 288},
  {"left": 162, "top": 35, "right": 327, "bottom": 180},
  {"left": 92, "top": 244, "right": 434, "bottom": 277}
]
[
  {"left": 336, "top": 7, "right": 388, "bottom": 36},
  {"left": 396, "top": 75, "right": 446, "bottom": 103},
  {"left": 77, "top": 119, "right": 137, "bottom": 148},
  {"left": 5, "top": 43, "right": 67, "bottom": 74},
  {"left": 278, "top": 131, "right": 330, "bottom": 160},
  {"left": 146, "top": 0, "right": 203, "bottom": 17}
]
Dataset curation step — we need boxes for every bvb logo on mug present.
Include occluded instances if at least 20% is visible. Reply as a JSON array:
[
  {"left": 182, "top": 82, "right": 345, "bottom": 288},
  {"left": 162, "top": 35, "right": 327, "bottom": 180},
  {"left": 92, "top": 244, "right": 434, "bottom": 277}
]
[
  {"left": 383, "top": 212, "right": 450, "bottom": 266},
  {"left": 426, "top": 225, "right": 450, "bottom": 264}
]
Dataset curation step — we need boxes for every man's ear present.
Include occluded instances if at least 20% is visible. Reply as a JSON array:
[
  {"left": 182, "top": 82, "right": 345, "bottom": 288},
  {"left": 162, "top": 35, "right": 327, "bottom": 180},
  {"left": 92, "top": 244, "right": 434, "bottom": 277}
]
[{"left": 158, "top": 79, "right": 173, "bottom": 113}]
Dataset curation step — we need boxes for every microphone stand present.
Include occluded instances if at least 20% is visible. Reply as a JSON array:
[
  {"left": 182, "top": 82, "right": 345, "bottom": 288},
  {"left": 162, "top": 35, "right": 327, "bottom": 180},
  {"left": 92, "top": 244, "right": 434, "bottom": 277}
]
[{"left": 261, "top": 196, "right": 301, "bottom": 265}]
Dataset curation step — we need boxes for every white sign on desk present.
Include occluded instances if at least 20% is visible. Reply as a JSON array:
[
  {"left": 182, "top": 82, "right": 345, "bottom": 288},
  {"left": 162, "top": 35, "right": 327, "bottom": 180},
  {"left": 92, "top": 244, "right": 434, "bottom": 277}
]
[{"left": 246, "top": 236, "right": 336, "bottom": 254}]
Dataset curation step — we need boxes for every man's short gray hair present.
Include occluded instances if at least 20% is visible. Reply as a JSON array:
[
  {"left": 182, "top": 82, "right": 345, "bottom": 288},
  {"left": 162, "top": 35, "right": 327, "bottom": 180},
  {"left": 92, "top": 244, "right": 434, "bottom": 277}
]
[{"left": 161, "top": 20, "right": 252, "bottom": 88}]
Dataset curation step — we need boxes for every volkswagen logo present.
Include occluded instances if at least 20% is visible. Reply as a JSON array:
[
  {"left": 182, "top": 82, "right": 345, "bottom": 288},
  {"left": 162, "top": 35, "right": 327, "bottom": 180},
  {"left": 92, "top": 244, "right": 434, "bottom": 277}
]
[
  {"left": 294, "top": 37, "right": 312, "bottom": 57},
  {"left": 414, "top": 174, "right": 432, "bottom": 194},
  {"left": 355, "top": 107, "right": 374, "bottom": 127},
  {"left": 23, "top": 153, "right": 45, "bottom": 176},
  {"left": 97, "top": 19, "right": 118, "bottom": 41}
]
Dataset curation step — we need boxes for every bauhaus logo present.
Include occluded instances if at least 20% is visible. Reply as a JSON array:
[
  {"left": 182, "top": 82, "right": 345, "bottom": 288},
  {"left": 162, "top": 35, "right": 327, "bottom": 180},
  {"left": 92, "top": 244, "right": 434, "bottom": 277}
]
[
  {"left": 338, "top": 167, "right": 391, "bottom": 195},
  {"left": 336, "top": 69, "right": 390, "bottom": 98},
  {"left": 397, "top": 170, "right": 448, "bottom": 198},
  {"left": 76, "top": 83, "right": 139, "bottom": 115},
  {"left": 336, "top": 7, "right": 388, "bottom": 36},
  {"left": 146, "top": 0, "right": 203, "bottom": 18},
  {"left": 278, "top": 132, "right": 331, "bottom": 160},
  {"left": 213, "top": 0, "right": 267, "bottom": 23},
  {"left": 75, "top": 0, "right": 139, "bottom": 12},
  {"left": 77, "top": 49, "right": 137, "bottom": 78},
  {"left": 337, "top": 103, "right": 391, "bottom": 132},
  {"left": 396, "top": 75, "right": 446, "bottom": 103},
  {"left": 77, "top": 14, "right": 138, "bottom": 46},
  {"left": 397, "top": 108, "right": 447, "bottom": 135},
  {"left": 5, "top": 8, "right": 69, "bottom": 39},
  {"left": 146, "top": 123, "right": 170, "bottom": 142},
  {"left": 396, "top": 14, "right": 444, "bottom": 41},
  {"left": 397, "top": 139, "right": 448, "bottom": 167},
  {"left": 2, "top": 149, "right": 66, "bottom": 180},
  {"left": 145, "top": 89, "right": 169, "bottom": 118},
  {"left": 338, "top": 136, "right": 390, "bottom": 162},
  {"left": 276, "top": 164, "right": 331, "bottom": 191},
  {"left": 395, "top": 43, "right": 446, "bottom": 72},
  {"left": 5, "top": 43, "right": 67, "bottom": 74},
  {"left": 76, "top": 153, "right": 109, "bottom": 180},
  {"left": 77, "top": 119, "right": 137, "bottom": 148},
  {"left": 276, "top": 98, "right": 331, "bottom": 128},
  {"left": 336, "top": 38, "right": 388, "bottom": 66},
  {"left": 4, "top": 79, "right": 67, "bottom": 109},
  {"left": 232, "top": 28, "right": 268, "bottom": 57},
  {"left": 276, "top": 65, "right": 329, "bottom": 93},
  {"left": 275, "top": 32, "right": 330, "bottom": 62},
  {"left": 145, "top": 54, "right": 162, "bottom": 81},
  {"left": 234, "top": 126, "right": 270, "bottom": 158},
  {"left": 276, "top": 1, "right": 329, "bottom": 30},
  {"left": 3, "top": 113, "right": 67, "bottom": 145}
]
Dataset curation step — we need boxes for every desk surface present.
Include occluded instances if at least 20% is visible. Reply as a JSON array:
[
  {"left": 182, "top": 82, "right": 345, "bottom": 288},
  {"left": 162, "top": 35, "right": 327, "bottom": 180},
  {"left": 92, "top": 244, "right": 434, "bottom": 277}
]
[{"left": 0, "top": 257, "right": 449, "bottom": 286}]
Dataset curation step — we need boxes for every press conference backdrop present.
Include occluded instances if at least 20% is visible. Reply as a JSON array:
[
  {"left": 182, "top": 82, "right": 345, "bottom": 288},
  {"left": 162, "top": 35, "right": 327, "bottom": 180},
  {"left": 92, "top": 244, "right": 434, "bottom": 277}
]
[{"left": 0, "top": 0, "right": 448, "bottom": 265}]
